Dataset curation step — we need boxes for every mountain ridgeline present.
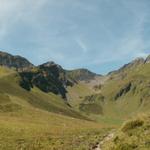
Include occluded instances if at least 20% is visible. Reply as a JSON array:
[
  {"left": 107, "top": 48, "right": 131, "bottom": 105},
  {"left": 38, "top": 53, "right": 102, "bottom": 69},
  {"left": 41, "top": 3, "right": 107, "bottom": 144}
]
[
  {"left": 0, "top": 51, "right": 150, "bottom": 149},
  {"left": 0, "top": 51, "right": 33, "bottom": 70},
  {"left": 0, "top": 51, "right": 150, "bottom": 103},
  {"left": 0, "top": 51, "right": 101, "bottom": 99},
  {"left": 66, "top": 68, "right": 100, "bottom": 81},
  {"left": 79, "top": 56, "right": 150, "bottom": 120}
]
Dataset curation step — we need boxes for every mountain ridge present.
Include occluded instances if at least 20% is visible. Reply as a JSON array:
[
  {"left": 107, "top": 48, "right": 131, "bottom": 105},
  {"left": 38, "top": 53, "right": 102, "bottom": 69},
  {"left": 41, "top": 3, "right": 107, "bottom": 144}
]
[
  {"left": 0, "top": 51, "right": 101, "bottom": 99},
  {"left": 1, "top": 50, "right": 150, "bottom": 76},
  {"left": 0, "top": 51, "right": 150, "bottom": 101},
  {"left": 0, "top": 51, "right": 150, "bottom": 149},
  {"left": 108, "top": 56, "right": 150, "bottom": 75},
  {"left": 0, "top": 51, "right": 34, "bottom": 70}
]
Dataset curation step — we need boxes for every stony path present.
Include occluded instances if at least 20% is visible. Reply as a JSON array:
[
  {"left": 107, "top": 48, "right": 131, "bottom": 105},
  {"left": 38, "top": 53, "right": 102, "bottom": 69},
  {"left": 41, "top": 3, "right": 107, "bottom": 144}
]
[{"left": 93, "top": 133, "right": 114, "bottom": 150}]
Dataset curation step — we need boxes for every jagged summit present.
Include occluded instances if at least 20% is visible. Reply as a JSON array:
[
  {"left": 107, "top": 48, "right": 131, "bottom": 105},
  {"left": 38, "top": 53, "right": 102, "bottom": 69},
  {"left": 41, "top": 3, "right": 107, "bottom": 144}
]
[
  {"left": 0, "top": 51, "right": 33, "bottom": 70},
  {"left": 40, "top": 61, "right": 63, "bottom": 70}
]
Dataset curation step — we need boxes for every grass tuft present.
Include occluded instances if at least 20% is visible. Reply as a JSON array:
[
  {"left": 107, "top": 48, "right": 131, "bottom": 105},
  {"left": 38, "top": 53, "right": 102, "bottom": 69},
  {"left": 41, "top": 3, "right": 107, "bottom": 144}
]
[{"left": 121, "top": 118, "right": 144, "bottom": 132}]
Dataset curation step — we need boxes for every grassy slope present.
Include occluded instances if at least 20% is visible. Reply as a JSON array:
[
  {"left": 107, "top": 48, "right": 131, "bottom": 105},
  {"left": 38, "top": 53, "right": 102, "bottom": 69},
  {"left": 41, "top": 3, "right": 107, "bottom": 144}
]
[
  {"left": 67, "top": 82, "right": 94, "bottom": 108},
  {"left": 0, "top": 61, "right": 149, "bottom": 149},
  {"left": 0, "top": 67, "right": 110, "bottom": 149},
  {"left": 65, "top": 62, "right": 150, "bottom": 149},
  {"left": 102, "top": 113, "right": 150, "bottom": 150},
  {"left": 0, "top": 68, "right": 88, "bottom": 119},
  {"left": 0, "top": 108, "right": 108, "bottom": 150},
  {"left": 71, "top": 63, "right": 150, "bottom": 126},
  {"left": 101, "top": 63, "right": 150, "bottom": 117}
]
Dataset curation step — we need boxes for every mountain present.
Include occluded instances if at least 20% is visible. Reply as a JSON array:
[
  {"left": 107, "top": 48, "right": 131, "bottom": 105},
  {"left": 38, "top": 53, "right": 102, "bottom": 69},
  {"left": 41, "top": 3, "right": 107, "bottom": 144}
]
[
  {"left": 0, "top": 65, "right": 105, "bottom": 149},
  {"left": 0, "top": 51, "right": 150, "bottom": 121},
  {"left": 0, "top": 51, "right": 98, "bottom": 99},
  {"left": 78, "top": 56, "right": 150, "bottom": 123},
  {"left": 0, "top": 51, "right": 150, "bottom": 149},
  {"left": 19, "top": 61, "right": 71, "bottom": 99},
  {"left": 108, "top": 57, "right": 145, "bottom": 75},
  {"left": 0, "top": 51, "right": 33, "bottom": 70},
  {"left": 66, "top": 68, "right": 101, "bottom": 82}
]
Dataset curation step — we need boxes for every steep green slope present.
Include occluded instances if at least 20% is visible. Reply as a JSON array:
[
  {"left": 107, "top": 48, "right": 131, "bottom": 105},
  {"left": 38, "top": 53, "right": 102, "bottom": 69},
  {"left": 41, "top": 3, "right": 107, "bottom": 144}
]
[
  {"left": 0, "top": 66, "right": 88, "bottom": 119},
  {"left": 0, "top": 66, "right": 111, "bottom": 149},
  {"left": 101, "top": 62, "right": 150, "bottom": 116},
  {"left": 77, "top": 58, "right": 150, "bottom": 125}
]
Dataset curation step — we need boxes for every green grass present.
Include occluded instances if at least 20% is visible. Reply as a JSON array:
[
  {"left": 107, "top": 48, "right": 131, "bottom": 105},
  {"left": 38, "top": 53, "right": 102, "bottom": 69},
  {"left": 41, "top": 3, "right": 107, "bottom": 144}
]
[
  {"left": 67, "top": 82, "right": 94, "bottom": 108},
  {"left": 0, "top": 109, "right": 109, "bottom": 150},
  {"left": 0, "top": 68, "right": 87, "bottom": 119},
  {"left": 0, "top": 66, "right": 112, "bottom": 149},
  {"left": 76, "top": 62, "right": 150, "bottom": 123},
  {"left": 0, "top": 61, "right": 150, "bottom": 149},
  {"left": 102, "top": 113, "right": 150, "bottom": 150}
]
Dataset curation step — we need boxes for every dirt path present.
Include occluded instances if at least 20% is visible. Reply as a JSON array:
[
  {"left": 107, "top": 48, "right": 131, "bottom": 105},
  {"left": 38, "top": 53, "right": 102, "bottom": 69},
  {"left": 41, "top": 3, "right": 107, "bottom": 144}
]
[{"left": 93, "top": 133, "right": 114, "bottom": 150}]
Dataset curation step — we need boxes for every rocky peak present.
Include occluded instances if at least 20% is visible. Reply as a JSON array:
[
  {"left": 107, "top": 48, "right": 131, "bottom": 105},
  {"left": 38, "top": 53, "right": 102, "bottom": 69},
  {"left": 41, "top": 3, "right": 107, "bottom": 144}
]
[
  {"left": 40, "top": 61, "right": 63, "bottom": 70},
  {"left": 41, "top": 61, "right": 56, "bottom": 67},
  {"left": 0, "top": 51, "right": 33, "bottom": 70}
]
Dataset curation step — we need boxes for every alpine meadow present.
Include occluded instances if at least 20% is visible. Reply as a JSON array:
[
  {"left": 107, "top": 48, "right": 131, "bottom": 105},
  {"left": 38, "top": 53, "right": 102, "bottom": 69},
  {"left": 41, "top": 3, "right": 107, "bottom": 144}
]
[{"left": 0, "top": 0, "right": 150, "bottom": 150}]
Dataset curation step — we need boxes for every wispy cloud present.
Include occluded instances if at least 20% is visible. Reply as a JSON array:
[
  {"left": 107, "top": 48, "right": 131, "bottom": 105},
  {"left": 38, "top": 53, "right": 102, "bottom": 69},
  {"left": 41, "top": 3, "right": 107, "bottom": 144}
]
[{"left": 75, "top": 38, "right": 88, "bottom": 53}]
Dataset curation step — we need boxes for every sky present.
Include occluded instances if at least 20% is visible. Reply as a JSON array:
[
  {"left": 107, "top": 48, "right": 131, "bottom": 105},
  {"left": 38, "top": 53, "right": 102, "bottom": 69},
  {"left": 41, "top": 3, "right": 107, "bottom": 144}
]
[{"left": 0, "top": 0, "right": 150, "bottom": 74}]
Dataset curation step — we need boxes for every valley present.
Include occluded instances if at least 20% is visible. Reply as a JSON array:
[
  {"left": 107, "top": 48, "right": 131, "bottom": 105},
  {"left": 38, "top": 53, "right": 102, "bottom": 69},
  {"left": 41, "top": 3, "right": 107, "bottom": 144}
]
[{"left": 0, "top": 51, "right": 150, "bottom": 149}]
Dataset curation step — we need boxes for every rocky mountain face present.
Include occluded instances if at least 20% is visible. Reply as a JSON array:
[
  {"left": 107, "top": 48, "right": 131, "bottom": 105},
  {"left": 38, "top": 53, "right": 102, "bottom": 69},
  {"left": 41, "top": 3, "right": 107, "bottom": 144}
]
[
  {"left": 0, "top": 51, "right": 33, "bottom": 70},
  {"left": 19, "top": 64, "right": 100, "bottom": 98},
  {"left": 19, "top": 62, "right": 73, "bottom": 99},
  {"left": 0, "top": 51, "right": 98, "bottom": 99}
]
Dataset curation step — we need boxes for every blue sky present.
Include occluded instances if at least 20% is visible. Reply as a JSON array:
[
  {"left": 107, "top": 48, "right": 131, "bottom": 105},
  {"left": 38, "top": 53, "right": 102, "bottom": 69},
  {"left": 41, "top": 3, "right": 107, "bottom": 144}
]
[{"left": 0, "top": 0, "right": 150, "bottom": 74}]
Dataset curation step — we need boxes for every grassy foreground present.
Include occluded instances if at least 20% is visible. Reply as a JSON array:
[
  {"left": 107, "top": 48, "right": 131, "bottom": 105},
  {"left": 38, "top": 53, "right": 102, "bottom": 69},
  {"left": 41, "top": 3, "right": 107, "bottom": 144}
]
[
  {"left": 102, "top": 113, "right": 150, "bottom": 150},
  {"left": 0, "top": 109, "right": 109, "bottom": 150}
]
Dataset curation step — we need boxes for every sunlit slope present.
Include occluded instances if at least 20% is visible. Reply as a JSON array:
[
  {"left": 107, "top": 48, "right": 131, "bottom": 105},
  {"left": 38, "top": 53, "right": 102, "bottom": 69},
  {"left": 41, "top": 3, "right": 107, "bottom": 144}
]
[
  {"left": 67, "top": 82, "right": 95, "bottom": 108},
  {"left": 102, "top": 63, "right": 150, "bottom": 116},
  {"left": 0, "top": 67, "right": 108, "bottom": 149},
  {"left": 78, "top": 62, "right": 150, "bottom": 123},
  {"left": 0, "top": 67, "right": 88, "bottom": 119}
]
